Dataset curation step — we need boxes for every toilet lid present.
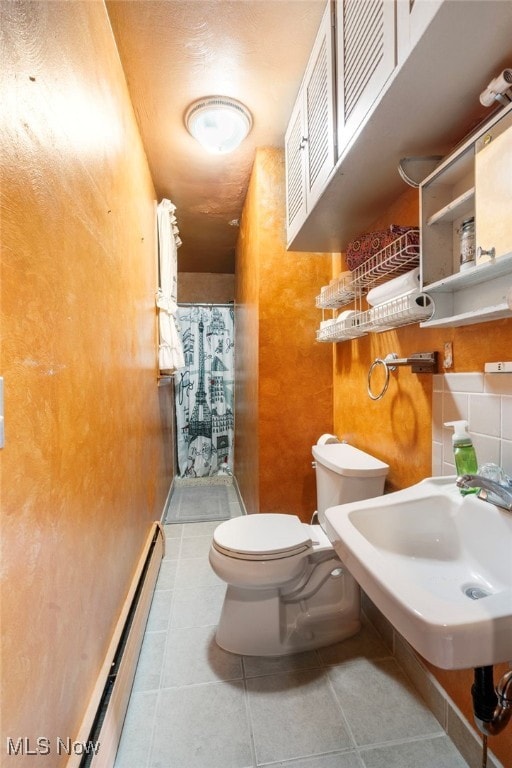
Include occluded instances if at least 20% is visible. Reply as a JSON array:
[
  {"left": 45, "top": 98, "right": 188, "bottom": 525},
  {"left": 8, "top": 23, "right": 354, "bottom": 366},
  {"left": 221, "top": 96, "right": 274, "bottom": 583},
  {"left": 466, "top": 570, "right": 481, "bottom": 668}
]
[
  {"left": 213, "top": 514, "right": 312, "bottom": 559},
  {"left": 312, "top": 443, "right": 389, "bottom": 477}
]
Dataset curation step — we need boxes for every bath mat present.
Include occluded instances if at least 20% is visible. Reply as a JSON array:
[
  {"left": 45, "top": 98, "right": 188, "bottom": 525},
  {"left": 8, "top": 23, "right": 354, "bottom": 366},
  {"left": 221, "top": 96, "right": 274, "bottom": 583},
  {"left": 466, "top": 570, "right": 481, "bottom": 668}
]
[{"left": 165, "top": 483, "right": 232, "bottom": 524}]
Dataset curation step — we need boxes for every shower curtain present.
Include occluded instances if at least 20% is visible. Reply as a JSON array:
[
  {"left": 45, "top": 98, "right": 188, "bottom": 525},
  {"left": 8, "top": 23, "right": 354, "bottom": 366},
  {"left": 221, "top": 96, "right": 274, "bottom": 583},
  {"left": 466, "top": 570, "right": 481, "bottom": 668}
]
[{"left": 174, "top": 305, "right": 235, "bottom": 478}]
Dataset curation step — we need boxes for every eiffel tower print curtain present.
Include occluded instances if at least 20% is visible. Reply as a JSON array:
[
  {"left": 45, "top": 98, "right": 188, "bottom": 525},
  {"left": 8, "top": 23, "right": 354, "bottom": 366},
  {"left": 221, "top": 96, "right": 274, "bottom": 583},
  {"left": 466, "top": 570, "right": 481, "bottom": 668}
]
[{"left": 175, "top": 305, "right": 235, "bottom": 477}]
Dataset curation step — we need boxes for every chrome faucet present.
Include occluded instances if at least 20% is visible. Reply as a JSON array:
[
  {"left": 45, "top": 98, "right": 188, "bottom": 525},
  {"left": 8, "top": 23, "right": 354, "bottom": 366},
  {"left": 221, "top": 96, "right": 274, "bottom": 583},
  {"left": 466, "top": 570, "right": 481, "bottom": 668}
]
[{"left": 456, "top": 474, "right": 512, "bottom": 511}]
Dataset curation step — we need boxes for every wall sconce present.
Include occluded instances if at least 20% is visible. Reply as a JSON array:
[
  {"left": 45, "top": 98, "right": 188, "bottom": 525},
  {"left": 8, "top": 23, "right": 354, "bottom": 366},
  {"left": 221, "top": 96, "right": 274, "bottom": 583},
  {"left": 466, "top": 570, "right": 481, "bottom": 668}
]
[{"left": 185, "top": 96, "right": 252, "bottom": 155}]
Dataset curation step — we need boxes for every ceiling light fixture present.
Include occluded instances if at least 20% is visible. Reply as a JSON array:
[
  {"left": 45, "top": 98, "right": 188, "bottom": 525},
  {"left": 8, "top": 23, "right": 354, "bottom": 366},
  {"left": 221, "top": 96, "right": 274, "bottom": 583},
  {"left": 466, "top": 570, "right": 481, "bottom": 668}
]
[{"left": 185, "top": 96, "right": 252, "bottom": 155}]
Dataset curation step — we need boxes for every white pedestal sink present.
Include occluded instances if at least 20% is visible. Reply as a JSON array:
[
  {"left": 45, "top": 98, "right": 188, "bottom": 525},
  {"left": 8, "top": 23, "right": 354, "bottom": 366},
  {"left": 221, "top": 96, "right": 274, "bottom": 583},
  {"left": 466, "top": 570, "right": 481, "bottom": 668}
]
[{"left": 325, "top": 476, "right": 512, "bottom": 670}]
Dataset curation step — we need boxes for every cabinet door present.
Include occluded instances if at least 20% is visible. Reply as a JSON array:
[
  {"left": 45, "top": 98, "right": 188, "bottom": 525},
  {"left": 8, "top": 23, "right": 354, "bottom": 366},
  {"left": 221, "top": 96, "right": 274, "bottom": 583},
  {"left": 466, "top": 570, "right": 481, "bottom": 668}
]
[
  {"left": 285, "top": 0, "right": 336, "bottom": 245},
  {"left": 475, "top": 110, "right": 512, "bottom": 265},
  {"left": 336, "top": 0, "right": 395, "bottom": 157},
  {"left": 303, "top": 0, "right": 337, "bottom": 212},
  {"left": 285, "top": 94, "right": 307, "bottom": 243},
  {"left": 396, "top": 0, "right": 444, "bottom": 65}
]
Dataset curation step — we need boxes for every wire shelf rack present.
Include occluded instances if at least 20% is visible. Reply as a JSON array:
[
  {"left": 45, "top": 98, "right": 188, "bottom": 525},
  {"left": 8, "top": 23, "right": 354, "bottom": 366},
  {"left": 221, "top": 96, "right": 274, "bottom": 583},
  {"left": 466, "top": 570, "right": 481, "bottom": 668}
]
[
  {"left": 357, "top": 292, "right": 434, "bottom": 333},
  {"left": 350, "top": 229, "right": 420, "bottom": 290},
  {"left": 316, "top": 317, "right": 367, "bottom": 343},
  {"left": 316, "top": 276, "right": 356, "bottom": 309},
  {"left": 315, "top": 229, "right": 426, "bottom": 341}
]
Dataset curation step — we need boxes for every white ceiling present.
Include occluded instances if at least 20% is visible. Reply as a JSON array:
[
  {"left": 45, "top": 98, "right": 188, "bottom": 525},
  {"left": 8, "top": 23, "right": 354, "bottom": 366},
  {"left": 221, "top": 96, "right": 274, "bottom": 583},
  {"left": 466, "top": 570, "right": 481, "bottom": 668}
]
[{"left": 106, "top": 0, "right": 326, "bottom": 273}]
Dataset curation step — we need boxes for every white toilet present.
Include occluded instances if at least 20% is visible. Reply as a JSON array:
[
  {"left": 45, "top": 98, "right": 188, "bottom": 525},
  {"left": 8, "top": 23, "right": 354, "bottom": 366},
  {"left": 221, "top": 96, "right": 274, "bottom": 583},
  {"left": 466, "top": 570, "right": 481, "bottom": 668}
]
[{"left": 209, "top": 440, "right": 389, "bottom": 656}]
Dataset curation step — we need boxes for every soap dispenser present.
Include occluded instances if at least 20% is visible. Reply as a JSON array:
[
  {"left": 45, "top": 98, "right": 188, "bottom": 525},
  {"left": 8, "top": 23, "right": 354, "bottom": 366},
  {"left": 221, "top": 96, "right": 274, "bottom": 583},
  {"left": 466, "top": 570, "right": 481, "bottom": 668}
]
[{"left": 444, "top": 420, "right": 478, "bottom": 494}]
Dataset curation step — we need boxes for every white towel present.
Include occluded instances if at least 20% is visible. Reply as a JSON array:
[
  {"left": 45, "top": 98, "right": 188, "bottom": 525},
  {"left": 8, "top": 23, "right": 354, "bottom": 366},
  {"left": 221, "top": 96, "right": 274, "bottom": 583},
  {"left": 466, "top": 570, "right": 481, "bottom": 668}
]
[
  {"left": 335, "top": 310, "right": 356, "bottom": 324},
  {"left": 368, "top": 290, "right": 433, "bottom": 326},
  {"left": 366, "top": 268, "right": 420, "bottom": 307}
]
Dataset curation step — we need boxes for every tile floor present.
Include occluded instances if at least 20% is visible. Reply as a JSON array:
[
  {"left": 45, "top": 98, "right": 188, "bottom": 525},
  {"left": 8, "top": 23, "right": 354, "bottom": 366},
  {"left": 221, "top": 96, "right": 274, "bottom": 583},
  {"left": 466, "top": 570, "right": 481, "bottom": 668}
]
[{"left": 114, "top": 491, "right": 471, "bottom": 768}]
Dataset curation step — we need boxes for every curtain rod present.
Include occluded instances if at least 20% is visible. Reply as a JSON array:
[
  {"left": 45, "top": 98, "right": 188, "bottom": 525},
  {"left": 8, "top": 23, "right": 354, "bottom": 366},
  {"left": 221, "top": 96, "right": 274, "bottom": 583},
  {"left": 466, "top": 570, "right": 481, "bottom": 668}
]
[{"left": 178, "top": 302, "right": 234, "bottom": 307}]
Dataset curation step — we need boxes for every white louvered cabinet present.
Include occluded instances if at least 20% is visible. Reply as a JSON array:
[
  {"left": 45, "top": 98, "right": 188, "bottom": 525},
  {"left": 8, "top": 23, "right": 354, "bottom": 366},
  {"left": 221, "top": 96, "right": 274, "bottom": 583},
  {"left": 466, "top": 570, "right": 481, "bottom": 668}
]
[
  {"left": 285, "top": 1, "right": 336, "bottom": 246},
  {"left": 285, "top": 0, "right": 511, "bottom": 254},
  {"left": 336, "top": 0, "right": 395, "bottom": 156}
]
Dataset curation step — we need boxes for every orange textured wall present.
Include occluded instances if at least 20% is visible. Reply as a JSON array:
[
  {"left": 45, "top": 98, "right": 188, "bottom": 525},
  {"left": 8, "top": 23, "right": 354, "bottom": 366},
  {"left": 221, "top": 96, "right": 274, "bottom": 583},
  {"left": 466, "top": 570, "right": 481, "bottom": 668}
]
[
  {"left": 334, "top": 186, "right": 512, "bottom": 765},
  {"left": 235, "top": 148, "right": 333, "bottom": 520},
  {"left": 0, "top": 2, "right": 174, "bottom": 763}
]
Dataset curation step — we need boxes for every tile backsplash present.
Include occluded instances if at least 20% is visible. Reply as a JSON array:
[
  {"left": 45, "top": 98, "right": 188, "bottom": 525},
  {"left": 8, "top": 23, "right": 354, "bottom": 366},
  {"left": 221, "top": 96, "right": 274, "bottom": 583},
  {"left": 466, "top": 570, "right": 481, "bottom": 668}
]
[{"left": 432, "top": 373, "right": 512, "bottom": 477}]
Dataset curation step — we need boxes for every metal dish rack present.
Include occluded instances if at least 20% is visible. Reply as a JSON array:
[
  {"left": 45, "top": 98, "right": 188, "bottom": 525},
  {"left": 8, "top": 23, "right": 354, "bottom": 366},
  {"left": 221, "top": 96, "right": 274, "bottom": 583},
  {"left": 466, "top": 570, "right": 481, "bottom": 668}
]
[
  {"left": 316, "top": 316, "right": 367, "bottom": 342},
  {"left": 350, "top": 230, "right": 421, "bottom": 291},
  {"left": 316, "top": 229, "right": 434, "bottom": 342},
  {"left": 315, "top": 276, "right": 355, "bottom": 309},
  {"left": 358, "top": 292, "right": 434, "bottom": 333}
]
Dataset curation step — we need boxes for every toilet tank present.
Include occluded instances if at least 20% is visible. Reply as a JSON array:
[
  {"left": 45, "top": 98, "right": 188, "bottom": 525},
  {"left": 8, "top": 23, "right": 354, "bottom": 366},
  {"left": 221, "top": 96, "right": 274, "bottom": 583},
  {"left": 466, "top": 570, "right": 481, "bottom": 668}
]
[{"left": 312, "top": 443, "right": 389, "bottom": 527}]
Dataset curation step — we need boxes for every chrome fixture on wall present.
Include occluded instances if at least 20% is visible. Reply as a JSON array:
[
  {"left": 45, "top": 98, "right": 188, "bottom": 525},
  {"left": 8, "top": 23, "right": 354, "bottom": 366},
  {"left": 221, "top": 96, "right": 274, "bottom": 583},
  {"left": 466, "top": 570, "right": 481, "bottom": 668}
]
[
  {"left": 479, "top": 68, "right": 512, "bottom": 107},
  {"left": 456, "top": 474, "right": 512, "bottom": 511},
  {"left": 367, "top": 352, "right": 438, "bottom": 400}
]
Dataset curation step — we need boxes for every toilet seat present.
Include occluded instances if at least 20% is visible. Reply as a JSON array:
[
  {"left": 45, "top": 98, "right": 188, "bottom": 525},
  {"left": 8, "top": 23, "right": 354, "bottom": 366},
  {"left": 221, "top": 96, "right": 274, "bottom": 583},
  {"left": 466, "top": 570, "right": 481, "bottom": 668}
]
[{"left": 213, "top": 513, "right": 312, "bottom": 561}]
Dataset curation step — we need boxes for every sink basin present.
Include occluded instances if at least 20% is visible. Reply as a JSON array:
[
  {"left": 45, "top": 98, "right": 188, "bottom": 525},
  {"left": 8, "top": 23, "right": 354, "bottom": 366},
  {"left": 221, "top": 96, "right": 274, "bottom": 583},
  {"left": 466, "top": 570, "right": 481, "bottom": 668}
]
[{"left": 325, "top": 476, "right": 512, "bottom": 670}]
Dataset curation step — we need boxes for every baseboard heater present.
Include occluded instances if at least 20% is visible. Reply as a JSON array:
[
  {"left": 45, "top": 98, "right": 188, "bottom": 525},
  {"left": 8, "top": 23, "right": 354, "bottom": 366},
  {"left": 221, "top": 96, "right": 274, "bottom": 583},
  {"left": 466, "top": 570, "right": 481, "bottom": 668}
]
[{"left": 68, "top": 522, "right": 165, "bottom": 768}]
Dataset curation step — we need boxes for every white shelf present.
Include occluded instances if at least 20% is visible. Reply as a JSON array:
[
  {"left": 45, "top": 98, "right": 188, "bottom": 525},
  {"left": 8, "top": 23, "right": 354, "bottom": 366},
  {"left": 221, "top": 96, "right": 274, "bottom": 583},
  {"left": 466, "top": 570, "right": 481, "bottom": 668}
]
[
  {"left": 421, "top": 251, "right": 512, "bottom": 327},
  {"left": 427, "top": 187, "right": 474, "bottom": 226},
  {"left": 423, "top": 251, "right": 512, "bottom": 294},
  {"left": 316, "top": 230, "right": 428, "bottom": 341},
  {"left": 421, "top": 302, "right": 511, "bottom": 329}
]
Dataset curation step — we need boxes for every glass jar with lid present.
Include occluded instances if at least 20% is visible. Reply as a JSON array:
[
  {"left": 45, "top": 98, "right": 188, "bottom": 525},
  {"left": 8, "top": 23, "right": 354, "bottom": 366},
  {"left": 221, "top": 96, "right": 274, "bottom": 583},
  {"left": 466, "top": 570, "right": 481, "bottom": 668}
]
[{"left": 459, "top": 217, "right": 475, "bottom": 271}]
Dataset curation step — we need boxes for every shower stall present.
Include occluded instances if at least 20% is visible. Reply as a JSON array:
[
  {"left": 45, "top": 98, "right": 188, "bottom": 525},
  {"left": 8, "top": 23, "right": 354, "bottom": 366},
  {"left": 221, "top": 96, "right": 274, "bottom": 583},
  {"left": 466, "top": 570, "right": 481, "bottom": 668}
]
[{"left": 174, "top": 303, "right": 235, "bottom": 478}]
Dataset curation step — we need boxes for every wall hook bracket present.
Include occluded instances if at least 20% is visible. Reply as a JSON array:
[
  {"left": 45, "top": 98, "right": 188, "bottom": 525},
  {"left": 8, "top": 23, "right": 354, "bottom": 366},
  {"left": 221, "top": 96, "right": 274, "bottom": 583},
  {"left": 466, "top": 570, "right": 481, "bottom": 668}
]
[{"left": 382, "top": 351, "right": 437, "bottom": 373}]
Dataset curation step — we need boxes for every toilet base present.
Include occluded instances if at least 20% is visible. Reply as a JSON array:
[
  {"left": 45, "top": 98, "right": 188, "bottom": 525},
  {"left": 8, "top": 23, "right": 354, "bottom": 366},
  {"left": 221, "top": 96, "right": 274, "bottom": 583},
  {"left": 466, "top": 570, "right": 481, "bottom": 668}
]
[{"left": 215, "top": 569, "right": 361, "bottom": 656}]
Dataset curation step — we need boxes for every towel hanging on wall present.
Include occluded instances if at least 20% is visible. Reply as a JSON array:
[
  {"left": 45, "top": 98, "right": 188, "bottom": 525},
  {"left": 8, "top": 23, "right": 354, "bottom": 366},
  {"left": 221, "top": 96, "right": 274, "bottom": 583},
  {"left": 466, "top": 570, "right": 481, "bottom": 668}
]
[{"left": 156, "top": 199, "right": 185, "bottom": 373}]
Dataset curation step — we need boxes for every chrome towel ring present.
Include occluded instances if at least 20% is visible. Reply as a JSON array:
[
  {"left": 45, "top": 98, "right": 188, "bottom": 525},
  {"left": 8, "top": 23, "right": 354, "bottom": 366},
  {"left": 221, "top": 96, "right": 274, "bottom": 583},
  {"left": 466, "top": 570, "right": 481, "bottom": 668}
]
[
  {"left": 367, "top": 354, "right": 398, "bottom": 400},
  {"left": 367, "top": 352, "right": 438, "bottom": 400}
]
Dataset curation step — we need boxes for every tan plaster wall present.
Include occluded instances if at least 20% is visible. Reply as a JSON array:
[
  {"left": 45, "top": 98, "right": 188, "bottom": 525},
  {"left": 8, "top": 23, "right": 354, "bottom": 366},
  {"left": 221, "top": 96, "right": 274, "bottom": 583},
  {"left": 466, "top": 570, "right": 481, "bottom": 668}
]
[
  {"left": 178, "top": 273, "right": 235, "bottom": 304},
  {"left": 0, "top": 2, "right": 174, "bottom": 761},
  {"left": 235, "top": 148, "right": 333, "bottom": 520}
]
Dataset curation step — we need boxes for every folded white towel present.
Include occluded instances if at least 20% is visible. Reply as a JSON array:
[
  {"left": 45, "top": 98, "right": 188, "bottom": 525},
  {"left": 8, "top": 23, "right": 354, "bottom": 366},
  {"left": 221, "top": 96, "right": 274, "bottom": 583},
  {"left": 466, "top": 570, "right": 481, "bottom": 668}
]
[
  {"left": 335, "top": 310, "right": 356, "bottom": 324},
  {"left": 366, "top": 268, "right": 420, "bottom": 307}
]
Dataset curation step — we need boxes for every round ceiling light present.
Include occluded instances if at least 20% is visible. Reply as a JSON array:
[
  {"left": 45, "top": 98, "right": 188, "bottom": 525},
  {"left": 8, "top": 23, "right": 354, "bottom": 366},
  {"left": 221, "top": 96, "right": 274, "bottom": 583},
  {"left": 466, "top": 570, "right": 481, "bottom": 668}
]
[{"left": 185, "top": 96, "right": 253, "bottom": 155}]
